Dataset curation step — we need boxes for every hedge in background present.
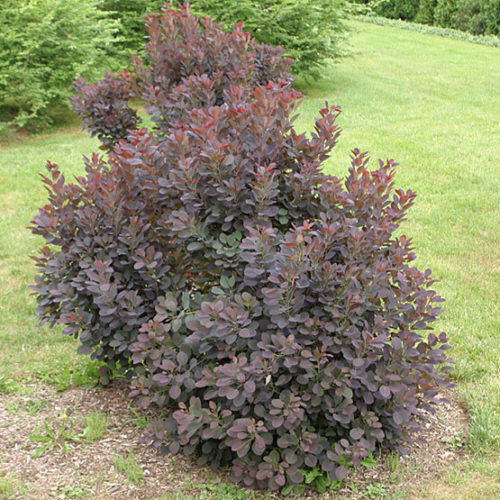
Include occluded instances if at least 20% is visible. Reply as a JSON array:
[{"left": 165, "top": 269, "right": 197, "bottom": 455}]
[
  {"left": 435, "top": 0, "right": 500, "bottom": 36},
  {"left": 31, "top": 3, "right": 453, "bottom": 493},
  {"left": 187, "top": 0, "right": 347, "bottom": 78},
  {"left": 357, "top": 14, "right": 500, "bottom": 47},
  {"left": 0, "top": 0, "right": 118, "bottom": 131},
  {"left": 350, "top": 0, "right": 500, "bottom": 36}
]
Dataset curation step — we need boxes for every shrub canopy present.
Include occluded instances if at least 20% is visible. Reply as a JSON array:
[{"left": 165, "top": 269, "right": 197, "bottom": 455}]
[
  {"left": 31, "top": 2, "right": 452, "bottom": 493},
  {"left": 71, "top": 3, "right": 292, "bottom": 150}
]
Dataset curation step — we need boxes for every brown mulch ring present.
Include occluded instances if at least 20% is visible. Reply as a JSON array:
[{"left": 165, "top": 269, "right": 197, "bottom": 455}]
[{"left": 0, "top": 381, "right": 468, "bottom": 499}]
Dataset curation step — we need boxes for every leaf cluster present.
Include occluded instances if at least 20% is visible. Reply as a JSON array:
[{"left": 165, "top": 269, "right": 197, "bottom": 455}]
[{"left": 71, "top": 3, "right": 292, "bottom": 150}]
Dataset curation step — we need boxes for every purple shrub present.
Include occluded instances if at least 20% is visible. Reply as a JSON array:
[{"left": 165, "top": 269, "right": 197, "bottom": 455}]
[{"left": 31, "top": 2, "right": 452, "bottom": 492}]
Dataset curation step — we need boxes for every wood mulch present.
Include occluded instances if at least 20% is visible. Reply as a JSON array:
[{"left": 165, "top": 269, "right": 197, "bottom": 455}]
[{"left": 0, "top": 380, "right": 468, "bottom": 499}]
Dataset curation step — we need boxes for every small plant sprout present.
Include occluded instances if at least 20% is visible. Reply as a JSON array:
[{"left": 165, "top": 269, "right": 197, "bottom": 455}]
[
  {"left": 80, "top": 412, "right": 109, "bottom": 442},
  {"left": 441, "top": 431, "right": 464, "bottom": 450},
  {"left": 0, "top": 375, "right": 17, "bottom": 394},
  {"left": 28, "top": 414, "right": 80, "bottom": 458},
  {"left": 385, "top": 452, "right": 400, "bottom": 473},
  {"left": 126, "top": 406, "right": 150, "bottom": 430},
  {"left": 113, "top": 450, "right": 144, "bottom": 485},
  {"left": 0, "top": 474, "right": 16, "bottom": 499},
  {"left": 364, "top": 482, "right": 389, "bottom": 499}
]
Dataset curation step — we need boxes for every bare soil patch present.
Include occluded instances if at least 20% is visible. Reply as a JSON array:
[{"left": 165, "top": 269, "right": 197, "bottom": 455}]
[{"left": 0, "top": 381, "right": 468, "bottom": 499}]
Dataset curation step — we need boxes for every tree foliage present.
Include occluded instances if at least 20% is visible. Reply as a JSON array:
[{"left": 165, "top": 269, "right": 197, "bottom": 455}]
[
  {"left": 415, "top": 0, "right": 438, "bottom": 25},
  {"left": 99, "top": 0, "right": 164, "bottom": 59},
  {"left": 351, "top": 0, "right": 499, "bottom": 36},
  {"left": 0, "top": 0, "right": 118, "bottom": 130},
  {"left": 375, "top": 0, "right": 421, "bottom": 20},
  {"left": 187, "top": 0, "right": 347, "bottom": 78}
]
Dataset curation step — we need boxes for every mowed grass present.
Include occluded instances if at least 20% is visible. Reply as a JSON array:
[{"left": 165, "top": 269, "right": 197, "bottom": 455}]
[
  {"left": 0, "top": 121, "right": 100, "bottom": 380},
  {"left": 0, "top": 19, "right": 498, "bottom": 495}
]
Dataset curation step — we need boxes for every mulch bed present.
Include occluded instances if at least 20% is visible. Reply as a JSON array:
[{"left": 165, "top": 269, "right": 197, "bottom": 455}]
[{"left": 0, "top": 380, "right": 468, "bottom": 499}]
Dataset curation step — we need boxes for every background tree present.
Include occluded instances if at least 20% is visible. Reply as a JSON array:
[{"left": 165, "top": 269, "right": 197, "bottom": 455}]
[
  {"left": 186, "top": 0, "right": 347, "bottom": 78},
  {"left": 0, "top": 0, "right": 118, "bottom": 131},
  {"left": 451, "top": 0, "right": 500, "bottom": 36},
  {"left": 100, "top": 0, "right": 164, "bottom": 59},
  {"left": 433, "top": 0, "right": 458, "bottom": 27},
  {"left": 415, "top": 0, "right": 438, "bottom": 25},
  {"left": 373, "top": 0, "right": 421, "bottom": 20}
]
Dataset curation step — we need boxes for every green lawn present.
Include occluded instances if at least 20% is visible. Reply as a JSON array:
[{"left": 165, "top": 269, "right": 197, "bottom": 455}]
[{"left": 0, "top": 19, "right": 498, "bottom": 497}]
